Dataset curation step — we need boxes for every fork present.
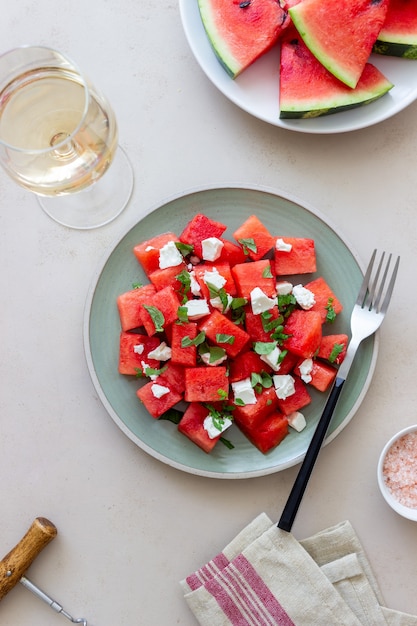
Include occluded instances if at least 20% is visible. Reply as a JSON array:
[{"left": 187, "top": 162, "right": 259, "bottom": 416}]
[{"left": 278, "top": 250, "right": 400, "bottom": 532}]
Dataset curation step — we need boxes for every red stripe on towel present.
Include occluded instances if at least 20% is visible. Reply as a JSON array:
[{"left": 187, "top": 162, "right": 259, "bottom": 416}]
[
  {"left": 205, "top": 554, "right": 295, "bottom": 626},
  {"left": 186, "top": 552, "right": 230, "bottom": 591}
]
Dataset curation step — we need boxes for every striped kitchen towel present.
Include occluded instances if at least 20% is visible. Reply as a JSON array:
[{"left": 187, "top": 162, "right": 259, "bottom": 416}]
[{"left": 180, "top": 513, "right": 417, "bottom": 625}]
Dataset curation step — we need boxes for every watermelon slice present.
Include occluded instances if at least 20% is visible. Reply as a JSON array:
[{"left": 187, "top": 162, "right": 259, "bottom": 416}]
[
  {"left": 373, "top": 0, "right": 417, "bottom": 58},
  {"left": 197, "top": 0, "right": 289, "bottom": 78},
  {"left": 280, "top": 35, "right": 394, "bottom": 118},
  {"left": 289, "top": 0, "right": 390, "bottom": 88}
]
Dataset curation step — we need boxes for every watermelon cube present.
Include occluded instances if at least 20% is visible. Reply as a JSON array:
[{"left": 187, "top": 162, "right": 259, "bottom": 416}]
[
  {"left": 213, "top": 239, "right": 247, "bottom": 266},
  {"left": 303, "top": 277, "right": 343, "bottom": 323},
  {"left": 118, "top": 332, "right": 161, "bottom": 375},
  {"left": 148, "top": 263, "right": 187, "bottom": 292},
  {"left": 232, "top": 259, "right": 276, "bottom": 299},
  {"left": 117, "top": 284, "right": 157, "bottom": 331},
  {"left": 198, "top": 310, "right": 250, "bottom": 358},
  {"left": 179, "top": 214, "right": 227, "bottom": 259},
  {"left": 277, "top": 350, "right": 299, "bottom": 375},
  {"left": 239, "top": 412, "right": 289, "bottom": 453},
  {"left": 170, "top": 322, "right": 198, "bottom": 367},
  {"left": 156, "top": 361, "right": 186, "bottom": 394},
  {"left": 178, "top": 403, "right": 221, "bottom": 453},
  {"left": 233, "top": 215, "right": 275, "bottom": 261},
  {"left": 193, "top": 262, "right": 237, "bottom": 299},
  {"left": 233, "top": 386, "right": 278, "bottom": 430},
  {"left": 274, "top": 237, "right": 316, "bottom": 275},
  {"left": 140, "top": 286, "right": 181, "bottom": 336},
  {"left": 136, "top": 380, "right": 183, "bottom": 418},
  {"left": 244, "top": 305, "right": 280, "bottom": 342},
  {"left": 184, "top": 366, "right": 229, "bottom": 403},
  {"left": 228, "top": 350, "right": 270, "bottom": 383},
  {"left": 294, "top": 358, "right": 337, "bottom": 392},
  {"left": 275, "top": 375, "right": 311, "bottom": 416},
  {"left": 317, "top": 334, "right": 348, "bottom": 365},
  {"left": 133, "top": 232, "right": 180, "bottom": 276},
  {"left": 283, "top": 309, "right": 322, "bottom": 358}
]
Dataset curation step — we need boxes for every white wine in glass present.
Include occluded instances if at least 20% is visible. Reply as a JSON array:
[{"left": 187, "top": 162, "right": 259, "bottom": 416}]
[{"left": 0, "top": 45, "right": 133, "bottom": 229}]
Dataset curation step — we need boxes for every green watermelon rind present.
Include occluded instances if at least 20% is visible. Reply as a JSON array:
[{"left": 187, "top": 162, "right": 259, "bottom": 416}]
[
  {"left": 197, "top": 0, "right": 241, "bottom": 78},
  {"left": 280, "top": 77, "right": 394, "bottom": 119},
  {"left": 373, "top": 39, "right": 417, "bottom": 59}
]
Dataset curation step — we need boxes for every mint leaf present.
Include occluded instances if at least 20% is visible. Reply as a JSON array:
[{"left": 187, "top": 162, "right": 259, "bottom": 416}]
[
  {"left": 262, "top": 265, "right": 273, "bottom": 278},
  {"left": 216, "top": 333, "right": 235, "bottom": 345},
  {"left": 181, "top": 331, "right": 206, "bottom": 348},
  {"left": 254, "top": 341, "right": 277, "bottom": 355},
  {"left": 329, "top": 343, "right": 344, "bottom": 363},
  {"left": 175, "top": 241, "right": 194, "bottom": 256},
  {"left": 143, "top": 305, "right": 165, "bottom": 332},
  {"left": 238, "top": 238, "right": 257, "bottom": 255}
]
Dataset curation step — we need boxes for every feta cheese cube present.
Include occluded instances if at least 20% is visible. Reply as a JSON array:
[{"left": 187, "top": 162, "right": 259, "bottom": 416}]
[
  {"left": 273, "top": 374, "right": 296, "bottom": 400},
  {"left": 250, "top": 287, "right": 277, "bottom": 315},
  {"left": 151, "top": 383, "right": 170, "bottom": 399},
  {"left": 260, "top": 346, "right": 282, "bottom": 372},
  {"left": 147, "top": 342, "right": 172, "bottom": 361},
  {"left": 189, "top": 270, "right": 201, "bottom": 296},
  {"left": 183, "top": 299, "right": 210, "bottom": 320},
  {"left": 276, "top": 280, "right": 293, "bottom": 295},
  {"left": 203, "top": 414, "right": 233, "bottom": 439},
  {"left": 133, "top": 344, "right": 145, "bottom": 355},
  {"left": 203, "top": 268, "right": 226, "bottom": 290},
  {"left": 287, "top": 411, "right": 306, "bottom": 432},
  {"left": 292, "top": 284, "right": 315, "bottom": 310},
  {"left": 158, "top": 241, "right": 183, "bottom": 269},
  {"left": 298, "top": 358, "right": 313, "bottom": 383},
  {"left": 231, "top": 378, "right": 257, "bottom": 405},
  {"left": 201, "top": 237, "right": 224, "bottom": 262},
  {"left": 276, "top": 238, "right": 292, "bottom": 252}
]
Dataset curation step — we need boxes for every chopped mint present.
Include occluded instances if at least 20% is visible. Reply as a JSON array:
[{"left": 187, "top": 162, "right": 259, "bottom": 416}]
[
  {"left": 175, "top": 241, "right": 194, "bottom": 256},
  {"left": 254, "top": 341, "right": 277, "bottom": 355},
  {"left": 181, "top": 331, "right": 206, "bottom": 348},
  {"left": 329, "top": 343, "right": 344, "bottom": 363},
  {"left": 143, "top": 305, "right": 165, "bottom": 333},
  {"left": 216, "top": 333, "right": 235, "bottom": 345},
  {"left": 238, "top": 238, "right": 257, "bottom": 255},
  {"left": 262, "top": 265, "right": 273, "bottom": 278},
  {"left": 325, "top": 298, "right": 337, "bottom": 323}
]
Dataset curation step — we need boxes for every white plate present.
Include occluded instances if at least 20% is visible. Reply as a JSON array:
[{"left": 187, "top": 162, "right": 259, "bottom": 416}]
[
  {"left": 179, "top": 0, "right": 417, "bottom": 134},
  {"left": 84, "top": 185, "right": 378, "bottom": 479}
]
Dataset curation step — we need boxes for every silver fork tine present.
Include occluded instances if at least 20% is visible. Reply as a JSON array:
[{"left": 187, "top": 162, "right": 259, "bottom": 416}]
[
  {"left": 367, "top": 251, "right": 386, "bottom": 310},
  {"left": 357, "top": 248, "right": 376, "bottom": 307},
  {"left": 380, "top": 254, "right": 400, "bottom": 314}
]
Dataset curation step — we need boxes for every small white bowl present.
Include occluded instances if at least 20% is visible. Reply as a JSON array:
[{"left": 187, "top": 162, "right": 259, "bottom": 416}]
[{"left": 377, "top": 425, "right": 417, "bottom": 521}]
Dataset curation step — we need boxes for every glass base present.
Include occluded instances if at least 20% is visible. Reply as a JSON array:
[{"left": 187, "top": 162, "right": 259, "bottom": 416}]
[{"left": 38, "top": 146, "right": 134, "bottom": 229}]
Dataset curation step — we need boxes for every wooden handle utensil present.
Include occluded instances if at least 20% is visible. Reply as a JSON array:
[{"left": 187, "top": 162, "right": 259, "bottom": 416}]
[{"left": 0, "top": 517, "right": 57, "bottom": 601}]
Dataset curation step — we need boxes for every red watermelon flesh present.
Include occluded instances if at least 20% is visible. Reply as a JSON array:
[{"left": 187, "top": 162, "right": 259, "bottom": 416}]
[
  {"left": 289, "top": 0, "right": 390, "bottom": 88},
  {"left": 280, "top": 33, "right": 393, "bottom": 118},
  {"left": 374, "top": 0, "right": 417, "bottom": 57},
  {"left": 197, "top": 0, "right": 289, "bottom": 79}
]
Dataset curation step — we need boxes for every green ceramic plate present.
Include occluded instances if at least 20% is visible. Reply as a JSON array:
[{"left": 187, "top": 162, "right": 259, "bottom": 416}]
[{"left": 84, "top": 185, "right": 378, "bottom": 478}]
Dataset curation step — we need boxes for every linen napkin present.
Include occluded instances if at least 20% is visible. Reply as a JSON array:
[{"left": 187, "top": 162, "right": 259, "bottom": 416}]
[{"left": 181, "top": 513, "right": 417, "bottom": 626}]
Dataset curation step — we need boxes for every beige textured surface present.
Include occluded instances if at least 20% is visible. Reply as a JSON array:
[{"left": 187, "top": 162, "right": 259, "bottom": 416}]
[{"left": 1, "top": 2, "right": 417, "bottom": 624}]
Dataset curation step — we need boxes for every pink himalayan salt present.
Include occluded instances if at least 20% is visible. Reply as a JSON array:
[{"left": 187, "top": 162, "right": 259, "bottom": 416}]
[{"left": 383, "top": 431, "right": 417, "bottom": 509}]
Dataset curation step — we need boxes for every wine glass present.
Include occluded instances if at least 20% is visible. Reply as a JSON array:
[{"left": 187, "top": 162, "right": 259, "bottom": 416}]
[{"left": 0, "top": 45, "right": 134, "bottom": 229}]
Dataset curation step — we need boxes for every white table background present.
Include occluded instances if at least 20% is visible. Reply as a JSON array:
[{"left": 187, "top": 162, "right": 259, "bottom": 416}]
[{"left": 1, "top": 2, "right": 417, "bottom": 625}]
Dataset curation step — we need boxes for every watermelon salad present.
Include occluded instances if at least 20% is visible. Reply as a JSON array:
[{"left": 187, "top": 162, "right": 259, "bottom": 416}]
[
  {"left": 117, "top": 213, "right": 349, "bottom": 456},
  {"left": 197, "top": 0, "right": 417, "bottom": 119}
]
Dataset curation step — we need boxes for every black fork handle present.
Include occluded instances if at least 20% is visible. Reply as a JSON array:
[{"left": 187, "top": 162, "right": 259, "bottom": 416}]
[{"left": 278, "top": 376, "right": 345, "bottom": 532}]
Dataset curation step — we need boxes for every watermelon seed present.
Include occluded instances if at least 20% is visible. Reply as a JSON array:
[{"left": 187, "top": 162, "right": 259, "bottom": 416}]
[{"left": 239, "top": 1, "right": 251, "bottom": 7}]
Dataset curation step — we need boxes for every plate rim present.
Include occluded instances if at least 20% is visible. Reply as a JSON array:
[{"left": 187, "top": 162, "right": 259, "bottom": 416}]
[
  {"left": 83, "top": 183, "right": 379, "bottom": 479},
  {"left": 179, "top": 0, "right": 417, "bottom": 134}
]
